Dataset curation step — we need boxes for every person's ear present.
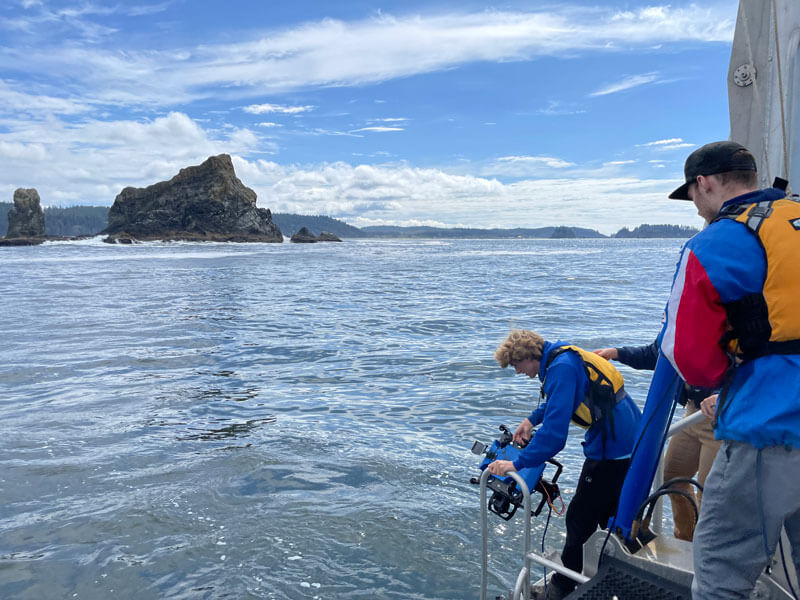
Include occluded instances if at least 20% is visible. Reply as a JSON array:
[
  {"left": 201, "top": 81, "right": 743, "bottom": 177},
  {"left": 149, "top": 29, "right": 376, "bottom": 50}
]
[{"left": 696, "top": 175, "right": 713, "bottom": 195}]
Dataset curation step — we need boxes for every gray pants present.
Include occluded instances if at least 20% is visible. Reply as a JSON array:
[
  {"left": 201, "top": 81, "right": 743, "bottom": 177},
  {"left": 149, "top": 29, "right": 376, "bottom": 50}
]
[{"left": 692, "top": 440, "right": 800, "bottom": 599}]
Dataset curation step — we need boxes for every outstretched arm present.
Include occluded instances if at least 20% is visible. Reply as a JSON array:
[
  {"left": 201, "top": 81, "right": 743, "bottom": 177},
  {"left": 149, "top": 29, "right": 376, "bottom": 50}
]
[{"left": 594, "top": 348, "right": 618, "bottom": 361}]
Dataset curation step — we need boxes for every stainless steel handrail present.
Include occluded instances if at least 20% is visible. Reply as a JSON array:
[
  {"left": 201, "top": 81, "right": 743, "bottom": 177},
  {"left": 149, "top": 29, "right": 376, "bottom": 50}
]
[
  {"left": 668, "top": 408, "right": 707, "bottom": 437},
  {"left": 524, "top": 553, "right": 589, "bottom": 585},
  {"left": 480, "top": 410, "right": 710, "bottom": 599},
  {"left": 480, "top": 469, "right": 532, "bottom": 600}
]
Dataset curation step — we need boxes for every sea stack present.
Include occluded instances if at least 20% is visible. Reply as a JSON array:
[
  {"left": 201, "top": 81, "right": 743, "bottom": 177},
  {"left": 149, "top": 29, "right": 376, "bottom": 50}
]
[
  {"left": 290, "top": 227, "right": 342, "bottom": 243},
  {"left": 103, "top": 154, "right": 283, "bottom": 243},
  {"left": 6, "top": 188, "right": 45, "bottom": 239},
  {"left": 290, "top": 227, "right": 318, "bottom": 243}
]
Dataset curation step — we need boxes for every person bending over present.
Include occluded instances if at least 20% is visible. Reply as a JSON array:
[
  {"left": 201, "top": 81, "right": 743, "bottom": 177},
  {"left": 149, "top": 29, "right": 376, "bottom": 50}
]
[{"left": 489, "top": 329, "right": 641, "bottom": 599}]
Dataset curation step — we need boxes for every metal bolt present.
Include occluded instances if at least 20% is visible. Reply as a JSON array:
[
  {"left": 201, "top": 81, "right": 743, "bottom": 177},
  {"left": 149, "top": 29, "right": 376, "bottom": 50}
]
[{"left": 733, "top": 63, "right": 756, "bottom": 87}]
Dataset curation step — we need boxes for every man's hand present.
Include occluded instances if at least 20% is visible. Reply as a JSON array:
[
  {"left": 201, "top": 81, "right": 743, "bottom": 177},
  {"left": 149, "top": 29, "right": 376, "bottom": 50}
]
[
  {"left": 513, "top": 418, "right": 533, "bottom": 445},
  {"left": 593, "top": 348, "right": 619, "bottom": 361},
  {"left": 701, "top": 394, "right": 718, "bottom": 419},
  {"left": 487, "top": 460, "right": 516, "bottom": 476}
]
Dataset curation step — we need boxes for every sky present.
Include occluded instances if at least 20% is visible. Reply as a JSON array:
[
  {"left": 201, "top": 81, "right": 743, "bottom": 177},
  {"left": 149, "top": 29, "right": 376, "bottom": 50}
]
[{"left": 0, "top": 0, "right": 741, "bottom": 234}]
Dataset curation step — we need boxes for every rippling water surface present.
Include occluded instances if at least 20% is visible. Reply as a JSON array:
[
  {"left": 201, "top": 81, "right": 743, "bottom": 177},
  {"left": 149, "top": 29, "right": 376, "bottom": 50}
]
[{"left": 0, "top": 237, "right": 686, "bottom": 599}]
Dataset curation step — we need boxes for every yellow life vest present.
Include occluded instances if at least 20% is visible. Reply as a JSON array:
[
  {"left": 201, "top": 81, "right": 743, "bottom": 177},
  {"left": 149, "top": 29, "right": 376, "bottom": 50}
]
[
  {"left": 716, "top": 196, "right": 800, "bottom": 358},
  {"left": 542, "top": 345, "right": 627, "bottom": 430}
]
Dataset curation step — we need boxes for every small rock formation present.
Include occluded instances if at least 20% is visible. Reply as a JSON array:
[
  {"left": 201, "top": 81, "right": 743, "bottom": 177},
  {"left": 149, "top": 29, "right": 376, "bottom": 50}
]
[
  {"left": 317, "top": 231, "right": 342, "bottom": 242},
  {"left": 103, "top": 154, "right": 283, "bottom": 243},
  {"left": 290, "top": 227, "right": 318, "bottom": 243},
  {"left": 7, "top": 188, "right": 45, "bottom": 238},
  {"left": 290, "top": 227, "right": 342, "bottom": 243}
]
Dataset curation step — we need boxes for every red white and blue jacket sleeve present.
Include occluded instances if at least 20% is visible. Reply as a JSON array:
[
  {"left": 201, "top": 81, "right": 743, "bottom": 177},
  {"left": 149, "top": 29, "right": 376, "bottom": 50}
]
[{"left": 659, "top": 219, "right": 766, "bottom": 388}]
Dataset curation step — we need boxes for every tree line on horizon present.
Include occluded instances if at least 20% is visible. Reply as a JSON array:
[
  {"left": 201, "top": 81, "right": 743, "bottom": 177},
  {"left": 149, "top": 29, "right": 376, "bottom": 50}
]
[{"left": 0, "top": 203, "right": 699, "bottom": 239}]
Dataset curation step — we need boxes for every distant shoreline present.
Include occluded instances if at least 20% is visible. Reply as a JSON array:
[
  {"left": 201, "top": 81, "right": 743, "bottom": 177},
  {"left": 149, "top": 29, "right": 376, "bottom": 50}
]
[{"left": 0, "top": 203, "right": 699, "bottom": 240}]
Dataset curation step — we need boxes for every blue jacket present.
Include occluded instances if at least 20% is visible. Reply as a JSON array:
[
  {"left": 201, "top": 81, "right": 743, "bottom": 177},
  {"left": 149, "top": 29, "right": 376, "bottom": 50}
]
[
  {"left": 660, "top": 187, "right": 800, "bottom": 449},
  {"left": 512, "top": 340, "right": 642, "bottom": 470}
]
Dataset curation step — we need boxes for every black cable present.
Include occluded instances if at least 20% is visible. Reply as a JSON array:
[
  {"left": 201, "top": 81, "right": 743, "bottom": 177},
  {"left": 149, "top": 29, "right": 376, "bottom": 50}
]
[
  {"left": 658, "top": 476, "right": 704, "bottom": 494},
  {"left": 640, "top": 489, "right": 699, "bottom": 529},
  {"left": 596, "top": 523, "right": 614, "bottom": 571},
  {"left": 621, "top": 489, "right": 698, "bottom": 552},
  {"left": 541, "top": 503, "right": 553, "bottom": 594},
  {"left": 542, "top": 504, "right": 551, "bottom": 552}
]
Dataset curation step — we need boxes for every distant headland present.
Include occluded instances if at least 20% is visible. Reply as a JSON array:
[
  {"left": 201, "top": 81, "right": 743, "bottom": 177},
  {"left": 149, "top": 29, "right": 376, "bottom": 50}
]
[
  {"left": 0, "top": 199, "right": 700, "bottom": 241},
  {"left": 1, "top": 154, "right": 700, "bottom": 244}
]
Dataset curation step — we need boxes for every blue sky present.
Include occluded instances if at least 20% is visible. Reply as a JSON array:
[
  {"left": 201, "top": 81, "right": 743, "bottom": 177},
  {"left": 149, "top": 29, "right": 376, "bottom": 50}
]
[{"left": 1, "top": 0, "right": 739, "bottom": 233}]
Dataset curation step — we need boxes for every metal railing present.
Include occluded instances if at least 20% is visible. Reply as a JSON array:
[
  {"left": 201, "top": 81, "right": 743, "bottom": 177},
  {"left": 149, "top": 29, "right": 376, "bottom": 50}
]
[
  {"left": 479, "top": 469, "right": 532, "bottom": 600},
  {"left": 479, "top": 409, "right": 710, "bottom": 600},
  {"left": 479, "top": 469, "right": 587, "bottom": 600}
]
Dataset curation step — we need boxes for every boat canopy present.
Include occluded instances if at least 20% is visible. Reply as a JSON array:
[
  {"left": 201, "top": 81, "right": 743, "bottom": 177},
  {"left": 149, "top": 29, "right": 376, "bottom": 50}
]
[{"left": 729, "top": 0, "right": 800, "bottom": 193}]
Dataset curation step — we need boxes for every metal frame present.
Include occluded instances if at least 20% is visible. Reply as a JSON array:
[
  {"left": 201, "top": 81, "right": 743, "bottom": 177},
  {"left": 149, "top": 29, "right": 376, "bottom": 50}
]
[
  {"left": 478, "top": 409, "right": 798, "bottom": 599},
  {"left": 479, "top": 469, "right": 587, "bottom": 600}
]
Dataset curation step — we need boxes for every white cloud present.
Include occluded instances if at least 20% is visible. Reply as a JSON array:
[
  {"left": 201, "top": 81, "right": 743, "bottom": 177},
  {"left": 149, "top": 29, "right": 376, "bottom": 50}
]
[
  {"left": 249, "top": 161, "right": 505, "bottom": 220},
  {"left": 640, "top": 138, "right": 684, "bottom": 147},
  {"left": 0, "top": 80, "right": 90, "bottom": 116},
  {"left": 590, "top": 73, "right": 660, "bottom": 96},
  {"left": 243, "top": 103, "right": 314, "bottom": 114},
  {"left": 128, "top": 3, "right": 171, "bottom": 17},
  {"left": 352, "top": 126, "right": 404, "bottom": 133},
  {"left": 257, "top": 122, "right": 283, "bottom": 128},
  {"left": 0, "top": 112, "right": 268, "bottom": 205},
  {"left": 604, "top": 160, "right": 636, "bottom": 166},
  {"left": 496, "top": 155, "right": 576, "bottom": 168},
  {"left": 665, "top": 143, "right": 695, "bottom": 150},
  {"left": 639, "top": 138, "right": 695, "bottom": 151},
  {"left": 236, "top": 159, "right": 698, "bottom": 234},
  {"left": 2, "top": 5, "right": 735, "bottom": 107},
  {"left": 536, "top": 100, "right": 587, "bottom": 116},
  {"left": 0, "top": 140, "right": 48, "bottom": 161},
  {"left": 304, "top": 128, "right": 363, "bottom": 137}
]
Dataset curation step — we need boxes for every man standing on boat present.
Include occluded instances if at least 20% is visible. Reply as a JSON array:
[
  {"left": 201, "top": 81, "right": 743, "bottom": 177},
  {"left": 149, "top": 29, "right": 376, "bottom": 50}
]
[
  {"left": 489, "top": 329, "right": 641, "bottom": 599},
  {"left": 660, "top": 141, "right": 800, "bottom": 599}
]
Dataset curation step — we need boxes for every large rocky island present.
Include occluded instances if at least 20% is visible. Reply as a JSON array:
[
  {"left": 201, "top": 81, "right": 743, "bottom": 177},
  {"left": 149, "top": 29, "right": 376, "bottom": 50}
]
[{"left": 103, "top": 154, "right": 283, "bottom": 243}]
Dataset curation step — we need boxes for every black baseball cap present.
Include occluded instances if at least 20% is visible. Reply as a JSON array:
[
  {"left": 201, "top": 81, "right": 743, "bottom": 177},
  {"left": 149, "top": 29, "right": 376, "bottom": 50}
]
[{"left": 669, "top": 141, "right": 757, "bottom": 200}]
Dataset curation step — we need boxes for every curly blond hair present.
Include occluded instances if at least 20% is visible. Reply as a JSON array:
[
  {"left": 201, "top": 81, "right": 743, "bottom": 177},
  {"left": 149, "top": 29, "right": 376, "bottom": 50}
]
[{"left": 494, "top": 329, "right": 545, "bottom": 368}]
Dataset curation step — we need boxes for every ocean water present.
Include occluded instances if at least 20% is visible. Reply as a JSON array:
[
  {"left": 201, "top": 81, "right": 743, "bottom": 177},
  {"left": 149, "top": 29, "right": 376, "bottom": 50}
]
[{"left": 0, "top": 237, "right": 686, "bottom": 600}]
